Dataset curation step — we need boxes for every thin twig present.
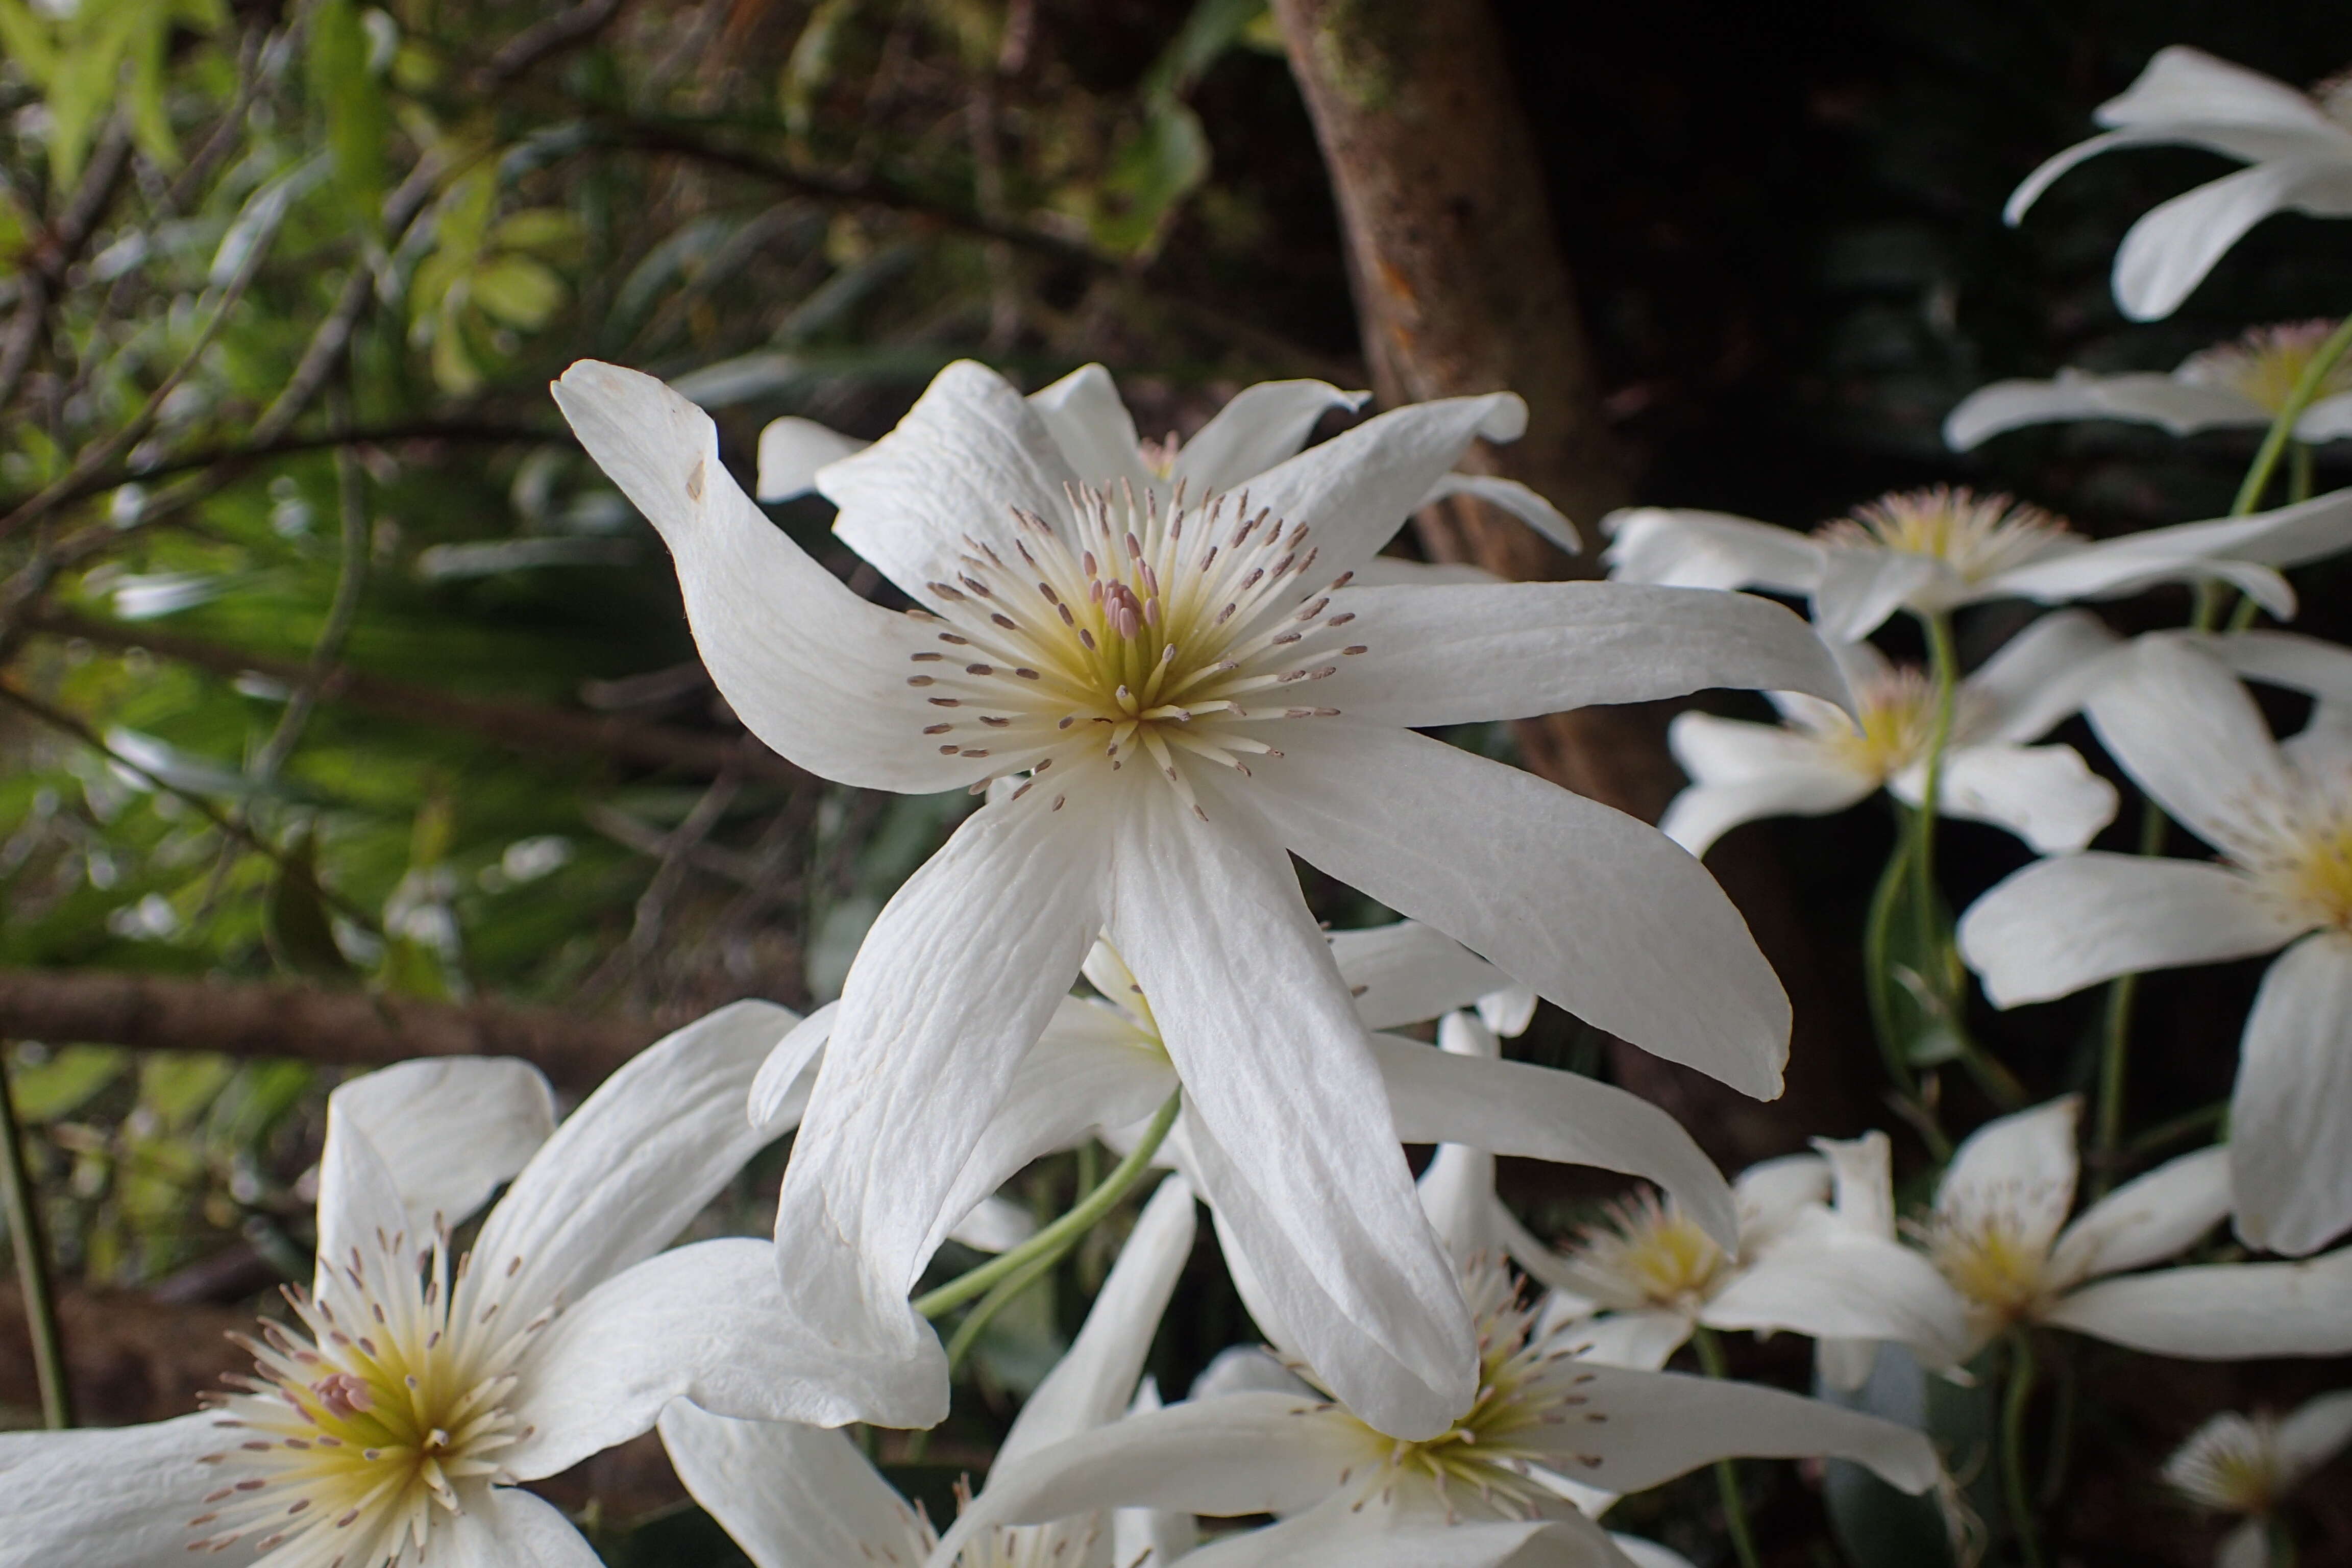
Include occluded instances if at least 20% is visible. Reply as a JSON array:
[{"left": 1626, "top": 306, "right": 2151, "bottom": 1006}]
[
  {"left": 0, "top": 1044, "right": 74, "bottom": 1428},
  {"left": 480, "top": 0, "right": 627, "bottom": 86},
  {"left": 0, "top": 119, "right": 135, "bottom": 414}
]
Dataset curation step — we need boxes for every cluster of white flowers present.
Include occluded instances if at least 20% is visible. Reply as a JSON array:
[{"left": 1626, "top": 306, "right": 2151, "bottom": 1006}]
[{"left": 12, "top": 40, "right": 2352, "bottom": 1568}]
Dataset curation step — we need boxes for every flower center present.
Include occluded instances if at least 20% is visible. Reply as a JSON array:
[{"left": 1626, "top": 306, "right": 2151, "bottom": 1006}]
[
  {"left": 2164, "top": 1413, "right": 2288, "bottom": 1515},
  {"left": 1561, "top": 1189, "right": 1729, "bottom": 1311},
  {"left": 2221, "top": 771, "right": 2352, "bottom": 934},
  {"left": 190, "top": 1230, "right": 545, "bottom": 1565},
  {"left": 2313, "top": 66, "right": 2352, "bottom": 129},
  {"left": 905, "top": 481, "right": 1361, "bottom": 818},
  {"left": 1325, "top": 1260, "right": 1615, "bottom": 1518},
  {"left": 1815, "top": 487, "right": 2071, "bottom": 585},
  {"left": 1918, "top": 1210, "right": 2050, "bottom": 1323},
  {"left": 2180, "top": 321, "right": 2352, "bottom": 413}
]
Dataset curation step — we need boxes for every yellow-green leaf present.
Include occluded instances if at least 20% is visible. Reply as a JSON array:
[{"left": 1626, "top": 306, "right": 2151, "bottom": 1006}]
[{"left": 470, "top": 254, "right": 565, "bottom": 330}]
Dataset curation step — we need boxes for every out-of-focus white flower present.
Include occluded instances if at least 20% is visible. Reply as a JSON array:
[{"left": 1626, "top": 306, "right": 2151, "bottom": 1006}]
[
  {"left": 750, "top": 922, "right": 1739, "bottom": 1443},
  {"left": 1605, "top": 485, "right": 2352, "bottom": 644},
  {"left": 920, "top": 1255, "right": 1940, "bottom": 1568},
  {"left": 1960, "top": 636, "right": 2352, "bottom": 1254},
  {"left": 2005, "top": 46, "right": 2352, "bottom": 322},
  {"left": 753, "top": 364, "right": 1580, "bottom": 559},
  {"left": 1945, "top": 322, "right": 2352, "bottom": 451},
  {"left": 1814, "top": 1099, "right": 2352, "bottom": 1375},
  {"left": 555, "top": 357, "right": 1848, "bottom": 1441},
  {"left": 0, "top": 1003, "right": 847, "bottom": 1568},
  {"left": 2164, "top": 1391, "right": 2352, "bottom": 1568},
  {"left": 1660, "top": 611, "right": 2119, "bottom": 857},
  {"left": 659, "top": 1173, "right": 1203, "bottom": 1568}
]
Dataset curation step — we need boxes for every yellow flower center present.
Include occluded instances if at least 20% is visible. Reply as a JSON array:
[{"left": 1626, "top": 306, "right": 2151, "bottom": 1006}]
[
  {"left": 2222, "top": 772, "right": 2352, "bottom": 934},
  {"left": 1815, "top": 486, "right": 2071, "bottom": 585},
  {"left": 2165, "top": 1413, "right": 2288, "bottom": 1515},
  {"left": 906, "top": 482, "right": 1362, "bottom": 817},
  {"left": 2179, "top": 321, "right": 2352, "bottom": 413},
  {"left": 1564, "top": 1189, "right": 1730, "bottom": 1311},
  {"left": 190, "top": 1230, "right": 546, "bottom": 1565},
  {"left": 1919, "top": 1211, "right": 2051, "bottom": 1324}
]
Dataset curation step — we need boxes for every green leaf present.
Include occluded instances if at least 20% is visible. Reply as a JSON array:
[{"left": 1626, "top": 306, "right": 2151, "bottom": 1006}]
[
  {"left": 1143, "top": 0, "right": 1267, "bottom": 99},
  {"left": 469, "top": 254, "right": 566, "bottom": 330},
  {"left": 304, "top": 0, "right": 390, "bottom": 232},
  {"left": 377, "top": 934, "right": 453, "bottom": 1000},
  {"left": 1869, "top": 842, "right": 1969, "bottom": 1069},
  {"left": 266, "top": 832, "right": 357, "bottom": 979},
  {"left": 7, "top": 1045, "right": 127, "bottom": 1121},
  {"left": 487, "top": 207, "right": 583, "bottom": 257},
  {"left": 1089, "top": 100, "right": 1209, "bottom": 258},
  {"left": 1821, "top": 1344, "right": 1995, "bottom": 1568},
  {"left": 0, "top": 0, "right": 59, "bottom": 82},
  {"left": 137, "top": 1050, "right": 235, "bottom": 1131}
]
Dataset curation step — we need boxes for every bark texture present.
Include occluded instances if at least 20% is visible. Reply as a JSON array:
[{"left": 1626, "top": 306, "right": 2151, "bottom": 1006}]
[
  {"left": 1271, "top": 0, "right": 1874, "bottom": 1158},
  {"left": 0, "top": 969, "right": 680, "bottom": 1092}
]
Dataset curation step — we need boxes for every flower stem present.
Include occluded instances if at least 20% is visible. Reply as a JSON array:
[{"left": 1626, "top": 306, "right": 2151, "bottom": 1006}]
[
  {"left": 2002, "top": 1329, "right": 2045, "bottom": 1568},
  {"left": 2232, "top": 315, "right": 2352, "bottom": 518},
  {"left": 2268, "top": 1512, "right": 2299, "bottom": 1568},
  {"left": 0, "top": 1044, "right": 74, "bottom": 1429},
  {"left": 1863, "top": 829, "right": 1920, "bottom": 1095},
  {"left": 1910, "top": 609, "right": 1962, "bottom": 963},
  {"left": 1692, "top": 1327, "right": 1765, "bottom": 1568},
  {"left": 915, "top": 1089, "right": 1181, "bottom": 1320},
  {"left": 942, "top": 1243, "right": 1061, "bottom": 1375},
  {"left": 2091, "top": 798, "right": 2171, "bottom": 1197}
]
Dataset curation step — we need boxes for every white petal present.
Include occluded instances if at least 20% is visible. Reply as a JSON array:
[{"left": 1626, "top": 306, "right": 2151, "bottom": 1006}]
[
  {"left": 1331, "top": 920, "right": 1513, "bottom": 1030},
  {"left": 1812, "top": 547, "right": 1948, "bottom": 642},
  {"left": 321, "top": 1059, "right": 555, "bottom": 1239},
  {"left": 754, "top": 415, "right": 870, "bottom": 501},
  {"left": 1255, "top": 723, "right": 1791, "bottom": 1098},
  {"left": 2278, "top": 1388, "right": 2352, "bottom": 1483},
  {"left": 1348, "top": 555, "right": 1504, "bottom": 586},
  {"left": 1190, "top": 1344, "right": 1317, "bottom": 1400},
  {"left": 998, "top": 1172, "right": 1198, "bottom": 1466},
  {"left": 1555, "top": 1308, "right": 1698, "bottom": 1371},
  {"left": 2091, "top": 486, "right": 2352, "bottom": 573},
  {"left": 2087, "top": 636, "right": 2290, "bottom": 850},
  {"left": 1936, "top": 1097, "right": 2080, "bottom": 1261},
  {"left": 1943, "top": 372, "right": 2263, "bottom": 449},
  {"left": 1372, "top": 1033, "right": 1737, "bottom": 1248},
  {"left": 817, "top": 360, "right": 1083, "bottom": 608},
  {"left": 1419, "top": 471, "right": 1583, "bottom": 556},
  {"left": 1660, "top": 738, "right": 1877, "bottom": 857},
  {"left": 311, "top": 1095, "right": 419, "bottom": 1303},
  {"left": 659, "top": 1402, "right": 923, "bottom": 1568},
  {"left": 1240, "top": 393, "right": 1527, "bottom": 585},
  {"left": 2294, "top": 391, "right": 2352, "bottom": 442},
  {"left": 1706, "top": 1211, "right": 1970, "bottom": 1368},
  {"left": 927, "top": 1394, "right": 1362, "bottom": 1563},
  {"left": 1957, "top": 854, "right": 2297, "bottom": 1007},
  {"left": 1815, "top": 1130, "right": 1898, "bottom": 1239},
  {"left": 1172, "top": 380, "right": 1371, "bottom": 494},
  {"left": 1418, "top": 1140, "right": 1502, "bottom": 1270},
  {"left": 1321, "top": 581, "right": 1848, "bottom": 730},
  {"left": 1479, "top": 984, "right": 1539, "bottom": 1037},
  {"left": 1600, "top": 508, "right": 1825, "bottom": 596},
  {"left": 1524, "top": 1366, "right": 1940, "bottom": 1495},
  {"left": 2045, "top": 1248, "right": 2352, "bottom": 1356},
  {"left": 748, "top": 999, "right": 837, "bottom": 1135},
  {"left": 2194, "top": 626, "right": 2352, "bottom": 707},
  {"left": 467, "top": 999, "right": 794, "bottom": 1328},
  {"left": 944, "top": 1193, "right": 1037, "bottom": 1254},
  {"left": 1985, "top": 540, "right": 2292, "bottom": 620},
  {"left": 1668, "top": 709, "right": 1851, "bottom": 788},
  {"left": 1891, "top": 742, "right": 2118, "bottom": 853},
  {"left": 505, "top": 1238, "right": 861, "bottom": 1478},
  {"left": 1028, "top": 363, "right": 1156, "bottom": 491},
  {"left": 434, "top": 1488, "right": 604, "bottom": 1568},
  {"left": 1733, "top": 1153, "right": 1832, "bottom": 1237},
  {"left": 1611, "top": 1535, "right": 1702, "bottom": 1568},
  {"left": 1963, "top": 609, "right": 2122, "bottom": 745},
  {"left": 2048, "top": 1145, "right": 2231, "bottom": 1288},
  {"left": 770, "top": 785, "right": 1109, "bottom": 1427},
  {"left": 2217, "top": 1518, "right": 2270, "bottom": 1568},
  {"left": 2231, "top": 932, "right": 2352, "bottom": 1255},
  {"left": 551, "top": 361, "right": 979, "bottom": 793},
  {"left": 2115, "top": 158, "right": 2352, "bottom": 321},
  {"left": 1104, "top": 783, "right": 1473, "bottom": 1439},
  {"left": 2094, "top": 48, "right": 2345, "bottom": 139},
  {"left": 0, "top": 1413, "right": 223, "bottom": 1568},
  {"left": 1175, "top": 1495, "right": 1570, "bottom": 1568},
  {"left": 2286, "top": 698, "right": 2352, "bottom": 774}
]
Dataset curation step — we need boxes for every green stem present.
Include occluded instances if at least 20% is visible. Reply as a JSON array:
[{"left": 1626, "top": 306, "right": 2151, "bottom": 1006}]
[
  {"left": 2091, "top": 798, "right": 2171, "bottom": 1197},
  {"left": 2289, "top": 440, "right": 2315, "bottom": 506},
  {"left": 915, "top": 1090, "right": 1180, "bottom": 1320},
  {"left": 2128, "top": 1099, "right": 2228, "bottom": 1155},
  {"left": 2232, "top": 315, "right": 2352, "bottom": 517},
  {"left": 1693, "top": 1327, "right": 1765, "bottom": 1568},
  {"left": 1910, "top": 609, "right": 1962, "bottom": 964},
  {"left": 1863, "top": 829, "right": 1920, "bottom": 1097},
  {"left": 942, "top": 1243, "right": 1062, "bottom": 1375},
  {"left": 2002, "top": 1330, "right": 2045, "bottom": 1568},
  {"left": 2268, "top": 1512, "right": 2299, "bottom": 1568},
  {"left": 0, "top": 1045, "right": 74, "bottom": 1428}
]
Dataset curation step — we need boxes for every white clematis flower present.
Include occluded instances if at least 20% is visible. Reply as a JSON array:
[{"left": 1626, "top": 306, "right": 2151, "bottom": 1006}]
[
  {"left": 1659, "top": 611, "right": 2120, "bottom": 857},
  {"left": 1815, "top": 1098, "right": 2352, "bottom": 1367},
  {"left": 1945, "top": 321, "right": 2352, "bottom": 451},
  {"left": 1604, "top": 485, "right": 2352, "bottom": 644},
  {"left": 2004, "top": 46, "right": 2352, "bottom": 322},
  {"left": 917, "top": 1255, "right": 1940, "bottom": 1568},
  {"left": 0, "top": 1003, "right": 850, "bottom": 1568},
  {"left": 657, "top": 1171, "right": 1203, "bottom": 1568},
  {"left": 2164, "top": 1390, "right": 2352, "bottom": 1568},
  {"left": 1959, "top": 635, "right": 2352, "bottom": 1254},
  {"left": 553, "top": 357, "right": 1848, "bottom": 1440},
  {"left": 748, "top": 921, "right": 1740, "bottom": 1441},
  {"left": 752, "top": 364, "right": 1580, "bottom": 560}
]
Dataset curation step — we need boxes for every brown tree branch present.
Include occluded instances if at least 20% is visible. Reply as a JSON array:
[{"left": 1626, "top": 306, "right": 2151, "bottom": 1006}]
[
  {"left": 20, "top": 609, "right": 806, "bottom": 786},
  {"left": 0, "top": 969, "right": 680, "bottom": 1092}
]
